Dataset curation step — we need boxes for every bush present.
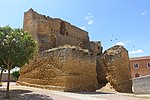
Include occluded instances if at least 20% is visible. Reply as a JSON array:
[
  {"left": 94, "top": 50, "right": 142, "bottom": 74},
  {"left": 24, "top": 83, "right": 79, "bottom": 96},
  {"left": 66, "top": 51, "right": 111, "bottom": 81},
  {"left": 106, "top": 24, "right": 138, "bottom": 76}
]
[{"left": 11, "top": 71, "right": 20, "bottom": 80}]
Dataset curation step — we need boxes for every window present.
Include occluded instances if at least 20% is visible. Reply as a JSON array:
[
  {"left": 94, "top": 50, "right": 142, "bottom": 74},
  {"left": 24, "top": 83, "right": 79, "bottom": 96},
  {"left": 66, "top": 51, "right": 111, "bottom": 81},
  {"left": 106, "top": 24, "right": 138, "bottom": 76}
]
[
  {"left": 133, "top": 63, "right": 139, "bottom": 69},
  {"left": 135, "top": 73, "right": 140, "bottom": 78},
  {"left": 147, "top": 62, "right": 150, "bottom": 68}
]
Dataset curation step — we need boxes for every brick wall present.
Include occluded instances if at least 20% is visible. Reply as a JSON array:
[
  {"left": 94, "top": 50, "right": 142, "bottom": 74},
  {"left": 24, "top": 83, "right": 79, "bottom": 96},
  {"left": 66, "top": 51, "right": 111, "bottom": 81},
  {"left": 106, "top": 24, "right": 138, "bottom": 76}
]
[{"left": 130, "top": 56, "right": 150, "bottom": 78}]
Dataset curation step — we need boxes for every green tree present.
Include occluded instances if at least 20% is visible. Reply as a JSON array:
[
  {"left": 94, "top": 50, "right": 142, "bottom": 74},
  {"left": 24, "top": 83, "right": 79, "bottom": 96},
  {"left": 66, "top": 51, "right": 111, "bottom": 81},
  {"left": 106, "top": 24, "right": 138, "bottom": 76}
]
[
  {"left": 11, "top": 70, "right": 20, "bottom": 80},
  {"left": 0, "top": 26, "right": 37, "bottom": 99}
]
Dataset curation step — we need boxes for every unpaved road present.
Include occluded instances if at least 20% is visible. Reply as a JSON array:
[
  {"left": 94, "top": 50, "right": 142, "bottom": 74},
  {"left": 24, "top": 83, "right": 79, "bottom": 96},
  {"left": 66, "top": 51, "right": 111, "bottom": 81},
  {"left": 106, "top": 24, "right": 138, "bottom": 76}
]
[{"left": 0, "top": 82, "right": 150, "bottom": 100}]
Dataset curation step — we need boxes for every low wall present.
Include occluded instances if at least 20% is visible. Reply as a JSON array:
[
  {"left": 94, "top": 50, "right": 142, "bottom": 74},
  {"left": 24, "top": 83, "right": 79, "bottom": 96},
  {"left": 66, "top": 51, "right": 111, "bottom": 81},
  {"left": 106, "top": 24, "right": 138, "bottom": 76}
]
[
  {"left": 132, "top": 75, "right": 150, "bottom": 94},
  {"left": 2, "top": 73, "right": 17, "bottom": 82}
]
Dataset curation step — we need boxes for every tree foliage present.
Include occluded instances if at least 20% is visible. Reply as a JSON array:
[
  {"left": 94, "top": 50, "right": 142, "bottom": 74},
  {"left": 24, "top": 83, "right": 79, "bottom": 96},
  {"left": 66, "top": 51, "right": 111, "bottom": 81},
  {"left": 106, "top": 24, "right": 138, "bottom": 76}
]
[
  {"left": 0, "top": 26, "right": 37, "bottom": 67},
  {"left": 11, "top": 70, "right": 20, "bottom": 80},
  {"left": 0, "top": 26, "right": 37, "bottom": 98}
]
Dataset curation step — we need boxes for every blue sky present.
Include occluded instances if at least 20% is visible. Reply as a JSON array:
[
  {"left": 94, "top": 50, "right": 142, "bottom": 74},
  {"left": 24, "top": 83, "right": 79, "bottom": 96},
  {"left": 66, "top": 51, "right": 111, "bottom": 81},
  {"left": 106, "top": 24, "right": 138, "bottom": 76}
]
[{"left": 0, "top": 0, "right": 150, "bottom": 57}]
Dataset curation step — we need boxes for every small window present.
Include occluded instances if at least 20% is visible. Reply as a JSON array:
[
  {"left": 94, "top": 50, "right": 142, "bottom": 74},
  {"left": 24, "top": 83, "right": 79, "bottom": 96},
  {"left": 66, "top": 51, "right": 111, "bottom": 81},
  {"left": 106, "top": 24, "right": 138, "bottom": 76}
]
[
  {"left": 147, "top": 62, "right": 150, "bottom": 68},
  {"left": 135, "top": 73, "right": 140, "bottom": 78},
  {"left": 133, "top": 63, "right": 139, "bottom": 69}
]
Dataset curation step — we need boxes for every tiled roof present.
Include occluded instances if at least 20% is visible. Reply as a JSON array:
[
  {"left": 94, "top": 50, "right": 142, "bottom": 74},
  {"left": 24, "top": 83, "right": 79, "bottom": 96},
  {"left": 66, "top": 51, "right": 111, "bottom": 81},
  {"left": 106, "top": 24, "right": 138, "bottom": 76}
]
[{"left": 130, "top": 56, "right": 150, "bottom": 61}]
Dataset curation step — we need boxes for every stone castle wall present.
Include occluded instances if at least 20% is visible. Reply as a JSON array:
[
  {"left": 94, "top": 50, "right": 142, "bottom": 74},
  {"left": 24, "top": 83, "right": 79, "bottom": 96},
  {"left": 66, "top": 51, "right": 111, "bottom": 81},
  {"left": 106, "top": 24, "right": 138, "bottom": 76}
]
[
  {"left": 18, "top": 46, "right": 98, "bottom": 92},
  {"left": 97, "top": 45, "right": 132, "bottom": 93},
  {"left": 23, "top": 8, "right": 101, "bottom": 54},
  {"left": 19, "top": 9, "right": 132, "bottom": 93}
]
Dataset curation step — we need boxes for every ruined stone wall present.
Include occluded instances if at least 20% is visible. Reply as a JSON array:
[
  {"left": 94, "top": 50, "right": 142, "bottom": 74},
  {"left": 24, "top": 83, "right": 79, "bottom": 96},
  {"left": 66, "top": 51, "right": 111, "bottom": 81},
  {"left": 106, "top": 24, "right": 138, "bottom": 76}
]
[
  {"left": 24, "top": 9, "right": 92, "bottom": 52},
  {"left": 21, "top": 9, "right": 134, "bottom": 93},
  {"left": 90, "top": 41, "right": 102, "bottom": 55},
  {"left": 18, "top": 46, "right": 98, "bottom": 92},
  {"left": 97, "top": 45, "right": 132, "bottom": 93}
]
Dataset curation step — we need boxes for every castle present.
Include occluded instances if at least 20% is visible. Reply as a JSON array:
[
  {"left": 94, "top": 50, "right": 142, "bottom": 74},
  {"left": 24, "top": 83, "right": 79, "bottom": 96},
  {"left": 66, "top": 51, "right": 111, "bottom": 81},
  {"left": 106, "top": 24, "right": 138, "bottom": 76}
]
[
  {"left": 18, "top": 9, "right": 132, "bottom": 93},
  {"left": 24, "top": 8, "right": 102, "bottom": 55}
]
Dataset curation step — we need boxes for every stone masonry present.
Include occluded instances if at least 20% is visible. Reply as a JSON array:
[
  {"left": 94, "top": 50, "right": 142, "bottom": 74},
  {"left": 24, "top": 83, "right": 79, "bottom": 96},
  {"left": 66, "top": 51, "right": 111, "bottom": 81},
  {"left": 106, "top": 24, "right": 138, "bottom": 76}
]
[
  {"left": 23, "top": 8, "right": 102, "bottom": 55},
  {"left": 18, "top": 9, "right": 132, "bottom": 93},
  {"left": 97, "top": 45, "right": 132, "bottom": 93},
  {"left": 18, "top": 46, "right": 98, "bottom": 92}
]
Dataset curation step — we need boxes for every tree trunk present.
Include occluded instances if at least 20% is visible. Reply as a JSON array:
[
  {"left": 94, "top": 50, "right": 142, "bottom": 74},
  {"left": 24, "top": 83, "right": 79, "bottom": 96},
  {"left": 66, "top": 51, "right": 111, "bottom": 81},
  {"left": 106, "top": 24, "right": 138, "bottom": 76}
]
[
  {"left": 0, "top": 69, "right": 4, "bottom": 86},
  {"left": 6, "top": 66, "right": 10, "bottom": 99}
]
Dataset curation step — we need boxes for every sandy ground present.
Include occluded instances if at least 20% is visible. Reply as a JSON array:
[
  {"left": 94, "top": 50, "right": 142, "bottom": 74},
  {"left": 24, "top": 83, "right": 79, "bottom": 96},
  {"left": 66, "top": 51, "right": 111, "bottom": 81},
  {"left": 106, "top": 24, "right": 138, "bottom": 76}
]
[{"left": 0, "top": 82, "right": 150, "bottom": 100}]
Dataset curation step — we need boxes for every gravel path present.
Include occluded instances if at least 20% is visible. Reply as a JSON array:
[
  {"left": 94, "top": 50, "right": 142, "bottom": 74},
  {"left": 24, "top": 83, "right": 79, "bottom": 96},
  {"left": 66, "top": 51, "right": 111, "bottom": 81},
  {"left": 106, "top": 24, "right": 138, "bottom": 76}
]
[{"left": 0, "top": 82, "right": 150, "bottom": 100}]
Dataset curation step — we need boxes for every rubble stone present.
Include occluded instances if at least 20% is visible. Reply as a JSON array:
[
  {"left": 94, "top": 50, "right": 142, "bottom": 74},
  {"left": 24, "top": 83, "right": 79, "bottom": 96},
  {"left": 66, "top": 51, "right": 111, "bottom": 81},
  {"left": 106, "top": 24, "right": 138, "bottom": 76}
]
[
  {"left": 97, "top": 45, "right": 132, "bottom": 93},
  {"left": 18, "top": 9, "right": 133, "bottom": 93},
  {"left": 18, "top": 46, "right": 98, "bottom": 92},
  {"left": 23, "top": 8, "right": 102, "bottom": 55}
]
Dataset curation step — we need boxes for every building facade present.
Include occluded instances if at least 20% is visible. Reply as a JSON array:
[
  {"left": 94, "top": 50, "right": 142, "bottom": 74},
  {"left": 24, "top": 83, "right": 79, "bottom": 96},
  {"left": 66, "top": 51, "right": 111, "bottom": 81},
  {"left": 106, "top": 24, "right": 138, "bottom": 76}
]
[{"left": 130, "top": 56, "right": 150, "bottom": 78}]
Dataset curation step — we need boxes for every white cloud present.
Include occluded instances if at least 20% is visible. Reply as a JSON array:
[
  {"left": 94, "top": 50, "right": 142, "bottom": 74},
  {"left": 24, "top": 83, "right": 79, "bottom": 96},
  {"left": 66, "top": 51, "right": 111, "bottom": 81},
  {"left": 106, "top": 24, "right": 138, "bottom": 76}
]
[
  {"left": 114, "top": 39, "right": 134, "bottom": 47},
  {"left": 88, "top": 20, "right": 94, "bottom": 25},
  {"left": 79, "top": 27, "right": 86, "bottom": 30},
  {"left": 115, "top": 41, "right": 126, "bottom": 46},
  {"left": 125, "top": 39, "right": 134, "bottom": 43},
  {"left": 85, "top": 15, "right": 94, "bottom": 20},
  {"left": 87, "top": 13, "right": 91, "bottom": 15},
  {"left": 141, "top": 11, "right": 147, "bottom": 16},
  {"left": 84, "top": 13, "right": 94, "bottom": 25},
  {"left": 129, "top": 50, "right": 143, "bottom": 54}
]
